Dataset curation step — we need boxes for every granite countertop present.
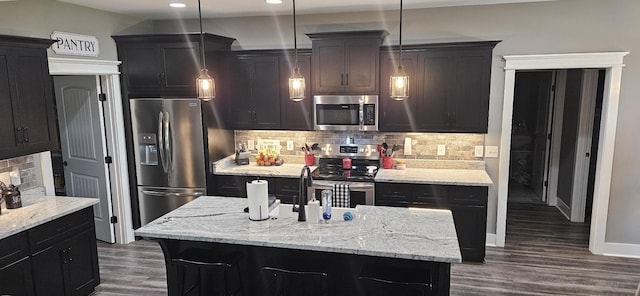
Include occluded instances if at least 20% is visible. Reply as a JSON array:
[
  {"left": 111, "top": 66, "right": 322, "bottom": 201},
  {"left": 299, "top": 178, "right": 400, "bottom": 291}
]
[
  {"left": 375, "top": 168, "right": 493, "bottom": 186},
  {"left": 214, "top": 162, "right": 317, "bottom": 178},
  {"left": 0, "top": 195, "right": 99, "bottom": 240},
  {"left": 135, "top": 196, "right": 462, "bottom": 263}
]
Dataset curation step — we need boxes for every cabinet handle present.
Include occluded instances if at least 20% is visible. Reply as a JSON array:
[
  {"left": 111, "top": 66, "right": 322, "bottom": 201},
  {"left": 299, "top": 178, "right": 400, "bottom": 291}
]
[
  {"left": 341, "top": 74, "right": 344, "bottom": 86},
  {"left": 346, "top": 73, "right": 349, "bottom": 86},
  {"left": 67, "top": 247, "right": 73, "bottom": 262},
  {"left": 23, "top": 127, "right": 29, "bottom": 143},
  {"left": 157, "top": 73, "right": 163, "bottom": 86},
  {"left": 61, "top": 248, "right": 68, "bottom": 264},
  {"left": 15, "top": 128, "right": 22, "bottom": 144}
]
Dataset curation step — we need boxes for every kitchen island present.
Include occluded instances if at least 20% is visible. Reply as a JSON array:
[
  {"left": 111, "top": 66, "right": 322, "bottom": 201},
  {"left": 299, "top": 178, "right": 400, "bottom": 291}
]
[{"left": 136, "top": 196, "right": 461, "bottom": 296}]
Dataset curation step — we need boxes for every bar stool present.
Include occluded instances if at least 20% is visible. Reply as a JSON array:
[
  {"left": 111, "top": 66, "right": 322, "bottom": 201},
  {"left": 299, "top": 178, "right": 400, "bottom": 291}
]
[
  {"left": 262, "top": 266, "right": 329, "bottom": 296},
  {"left": 358, "top": 264, "right": 432, "bottom": 296},
  {"left": 172, "top": 248, "right": 243, "bottom": 296}
]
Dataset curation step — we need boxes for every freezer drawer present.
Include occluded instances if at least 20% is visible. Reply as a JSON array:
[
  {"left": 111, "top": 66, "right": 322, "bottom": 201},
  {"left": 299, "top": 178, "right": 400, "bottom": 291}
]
[{"left": 138, "top": 186, "right": 205, "bottom": 226}]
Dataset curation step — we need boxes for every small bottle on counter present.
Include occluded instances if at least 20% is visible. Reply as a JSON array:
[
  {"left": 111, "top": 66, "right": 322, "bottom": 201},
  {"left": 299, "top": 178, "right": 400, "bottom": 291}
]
[
  {"left": 307, "top": 193, "right": 320, "bottom": 223},
  {"left": 322, "top": 189, "right": 332, "bottom": 222}
]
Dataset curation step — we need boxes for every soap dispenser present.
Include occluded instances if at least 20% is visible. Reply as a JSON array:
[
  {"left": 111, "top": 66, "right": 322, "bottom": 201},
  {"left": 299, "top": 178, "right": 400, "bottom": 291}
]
[{"left": 307, "top": 193, "right": 320, "bottom": 223}]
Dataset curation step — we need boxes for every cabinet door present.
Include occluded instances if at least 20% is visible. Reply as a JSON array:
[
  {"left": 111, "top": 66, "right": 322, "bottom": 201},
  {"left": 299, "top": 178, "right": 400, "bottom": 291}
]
[
  {"left": 160, "top": 42, "right": 199, "bottom": 96},
  {"left": 32, "top": 243, "right": 66, "bottom": 296},
  {"left": 312, "top": 41, "right": 345, "bottom": 94},
  {"left": 275, "top": 178, "right": 299, "bottom": 204},
  {"left": 120, "top": 44, "right": 161, "bottom": 92},
  {"left": 251, "top": 56, "right": 281, "bottom": 129},
  {"left": 65, "top": 228, "right": 100, "bottom": 296},
  {"left": 417, "top": 51, "right": 452, "bottom": 131},
  {"left": 0, "top": 257, "right": 35, "bottom": 296},
  {"left": 345, "top": 39, "right": 379, "bottom": 94},
  {"left": 374, "top": 183, "right": 412, "bottom": 207},
  {"left": 379, "top": 51, "right": 419, "bottom": 131},
  {"left": 449, "top": 48, "right": 492, "bottom": 133},
  {"left": 14, "top": 48, "right": 58, "bottom": 154},
  {"left": 280, "top": 54, "right": 313, "bottom": 130},
  {"left": 0, "top": 49, "right": 21, "bottom": 157},
  {"left": 228, "top": 58, "right": 254, "bottom": 129},
  {"left": 449, "top": 204, "right": 487, "bottom": 262},
  {"left": 215, "top": 175, "right": 250, "bottom": 197}
]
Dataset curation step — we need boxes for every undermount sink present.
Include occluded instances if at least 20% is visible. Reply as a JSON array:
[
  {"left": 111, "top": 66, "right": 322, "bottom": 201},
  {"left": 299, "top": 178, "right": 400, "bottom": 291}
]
[{"left": 269, "top": 201, "right": 353, "bottom": 221}]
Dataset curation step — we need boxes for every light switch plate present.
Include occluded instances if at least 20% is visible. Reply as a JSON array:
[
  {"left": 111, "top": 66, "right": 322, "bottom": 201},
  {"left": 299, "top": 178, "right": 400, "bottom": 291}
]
[
  {"left": 286, "top": 140, "right": 294, "bottom": 151},
  {"left": 437, "top": 145, "right": 446, "bottom": 156},
  {"left": 474, "top": 146, "right": 484, "bottom": 157},
  {"left": 485, "top": 146, "right": 499, "bottom": 158},
  {"left": 403, "top": 137, "right": 412, "bottom": 155},
  {"left": 10, "top": 169, "right": 21, "bottom": 186},
  {"left": 247, "top": 140, "right": 255, "bottom": 151}
]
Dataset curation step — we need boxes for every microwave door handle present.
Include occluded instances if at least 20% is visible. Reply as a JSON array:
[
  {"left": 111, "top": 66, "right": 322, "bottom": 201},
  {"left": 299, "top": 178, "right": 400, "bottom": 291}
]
[
  {"left": 157, "top": 112, "right": 167, "bottom": 173},
  {"left": 359, "top": 101, "right": 364, "bottom": 130}
]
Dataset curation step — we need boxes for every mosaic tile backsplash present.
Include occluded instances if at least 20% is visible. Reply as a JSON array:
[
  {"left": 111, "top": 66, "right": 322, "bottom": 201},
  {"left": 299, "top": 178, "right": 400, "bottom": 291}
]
[
  {"left": 235, "top": 130, "right": 485, "bottom": 161},
  {"left": 0, "top": 154, "right": 40, "bottom": 191}
]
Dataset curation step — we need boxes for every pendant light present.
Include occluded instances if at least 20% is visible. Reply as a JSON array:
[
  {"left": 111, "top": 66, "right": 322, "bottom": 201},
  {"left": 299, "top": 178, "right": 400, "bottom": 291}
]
[
  {"left": 390, "top": 0, "right": 409, "bottom": 100},
  {"left": 196, "top": 0, "right": 215, "bottom": 100},
  {"left": 288, "top": 0, "right": 305, "bottom": 101}
]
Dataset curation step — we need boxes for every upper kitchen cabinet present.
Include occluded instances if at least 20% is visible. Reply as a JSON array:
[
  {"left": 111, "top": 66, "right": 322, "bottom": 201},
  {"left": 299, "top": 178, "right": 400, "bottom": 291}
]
[
  {"left": 228, "top": 52, "right": 281, "bottom": 130},
  {"left": 307, "top": 31, "right": 387, "bottom": 95},
  {"left": 113, "top": 34, "right": 235, "bottom": 97},
  {"left": 279, "top": 52, "right": 312, "bottom": 130},
  {"left": 379, "top": 41, "right": 499, "bottom": 133},
  {"left": 0, "top": 35, "right": 58, "bottom": 160}
]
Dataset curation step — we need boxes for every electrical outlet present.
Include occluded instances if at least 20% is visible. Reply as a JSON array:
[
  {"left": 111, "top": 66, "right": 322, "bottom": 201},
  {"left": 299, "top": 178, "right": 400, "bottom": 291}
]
[
  {"left": 286, "top": 140, "right": 294, "bottom": 151},
  {"left": 474, "top": 146, "right": 484, "bottom": 157},
  {"left": 404, "top": 137, "right": 412, "bottom": 155},
  {"left": 247, "top": 140, "right": 255, "bottom": 151},
  {"left": 437, "top": 145, "right": 446, "bottom": 156},
  {"left": 10, "top": 168, "right": 21, "bottom": 185},
  {"left": 485, "top": 146, "right": 499, "bottom": 158}
]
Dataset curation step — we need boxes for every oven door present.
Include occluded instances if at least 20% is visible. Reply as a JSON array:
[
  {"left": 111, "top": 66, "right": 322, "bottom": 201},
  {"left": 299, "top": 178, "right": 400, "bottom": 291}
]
[{"left": 308, "top": 180, "right": 375, "bottom": 208}]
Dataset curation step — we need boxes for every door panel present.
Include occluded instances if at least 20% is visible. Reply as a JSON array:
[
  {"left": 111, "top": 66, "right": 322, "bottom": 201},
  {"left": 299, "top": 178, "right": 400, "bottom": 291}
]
[
  {"left": 380, "top": 51, "right": 419, "bottom": 131},
  {"left": 66, "top": 228, "right": 100, "bottom": 296},
  {"left": 345, "top": 40, "right": 378, "bottom": 93},
  {"left": 32, "top": 244, "right": 66, "bottom": 296},
  {"left": 138, "top": 186, "right": 205, "bottom": 226},
  {"left": 252, "top": 56, "right": 280, "bottom": 129},
  {"left": 531, "top": 72, "right": 553, "bottom": 201},
  {"left": 130, "top": 99, "right": 168, "bottom": 187},
  {"left": 228, "top": 59, "right": 253, "bottom": 129},
  {"left": 0, "top": 52, "right": 20, "bottom": 155},
  {"left": 162, "top": 44, "right": 200, "bottom": 90},
  {"left": 164, "top": 99, "right": 206, "bottom": 188},
  {"left": 0, "top": 257, "right": 35, "bottom": 296},
  {"left": 314, "top": 42, "right": 345, "bottom": 93},
  {"left": 54, "top": 76, "right": 115, "bottom": 243},
  {"left": 123, "top": 45, "right": 160, "bottom": 89},
  {"left": 280, "top": 55, "right": 313, "bottom": 130},
  {"left": 450, "top": 51, "right": 488, "bottom": 131},
  {"left": 418, "top": 52, "right": 450, "bottom": 130},
  {"left": 557, "top": 70, "right": 582, "bottom": 208}
]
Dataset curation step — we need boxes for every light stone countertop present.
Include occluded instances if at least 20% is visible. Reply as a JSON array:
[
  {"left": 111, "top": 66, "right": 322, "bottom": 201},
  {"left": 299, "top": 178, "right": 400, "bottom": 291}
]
[
  {"left": 135, "top": 196, "right": 462, "bottom": 263},
  {"left": 214, "top": 161, "right": 317, "bottom": 178},
  {"left": 375, "top": 168, "right": 493, "bottom": 186},
  {"left": 0, "top": 195, "right": 98, "bottom": 240}
]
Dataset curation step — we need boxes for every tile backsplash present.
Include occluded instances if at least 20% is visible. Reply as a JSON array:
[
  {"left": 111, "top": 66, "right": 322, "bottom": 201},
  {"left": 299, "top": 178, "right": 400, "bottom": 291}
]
[
  {"left": 0, "top": 154, "right": 40, "bottom": 191},
  {"left": 235, "top": 130, "right": 485, "bottom": 161}
]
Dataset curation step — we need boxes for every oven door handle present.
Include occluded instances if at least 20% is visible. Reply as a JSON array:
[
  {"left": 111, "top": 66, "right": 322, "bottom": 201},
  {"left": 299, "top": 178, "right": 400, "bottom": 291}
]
[{"left": 312, "top": 181, "right": 375, "bottom": 191}]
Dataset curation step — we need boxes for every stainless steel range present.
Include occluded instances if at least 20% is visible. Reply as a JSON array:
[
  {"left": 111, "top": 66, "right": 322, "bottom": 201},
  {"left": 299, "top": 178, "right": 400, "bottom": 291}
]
[{"left": 310, "top": 144, "right": 379, "bottom": 207}]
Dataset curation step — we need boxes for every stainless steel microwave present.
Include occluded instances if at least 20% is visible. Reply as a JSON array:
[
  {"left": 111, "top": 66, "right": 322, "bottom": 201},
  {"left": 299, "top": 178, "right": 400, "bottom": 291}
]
[{"left": 313, "top": 95, "right": 378, "bottom": 131}]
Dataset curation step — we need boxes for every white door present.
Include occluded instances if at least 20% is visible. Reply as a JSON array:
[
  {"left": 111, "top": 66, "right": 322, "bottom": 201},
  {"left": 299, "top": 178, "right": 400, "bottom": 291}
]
[{"left": 54, "top": 76, "right": 115, "bottom": 243}]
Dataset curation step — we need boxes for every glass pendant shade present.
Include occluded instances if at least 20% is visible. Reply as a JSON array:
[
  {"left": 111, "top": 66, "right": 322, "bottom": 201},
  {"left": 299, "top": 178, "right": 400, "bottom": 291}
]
[
  {"left": 390, "top": 65, "right": 409, "bottom": 100},
  {"left": 289, "top": 67, "right": 305, "bottom": 101},
  {"left": 197, "top": 69, "right": 215, "bottom": 101}
]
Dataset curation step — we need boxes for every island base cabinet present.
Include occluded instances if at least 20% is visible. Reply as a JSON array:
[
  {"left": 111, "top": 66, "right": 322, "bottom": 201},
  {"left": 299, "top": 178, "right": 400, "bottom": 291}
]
[{"left": 0, "top": 257, "right": 35, "bottom": 296}]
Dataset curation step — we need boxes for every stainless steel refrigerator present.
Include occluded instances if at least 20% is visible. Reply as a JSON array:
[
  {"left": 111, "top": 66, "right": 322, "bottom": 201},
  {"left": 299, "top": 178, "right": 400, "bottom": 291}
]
[{"left": 131, "top": 98, "right": 207, "bottom": 226}]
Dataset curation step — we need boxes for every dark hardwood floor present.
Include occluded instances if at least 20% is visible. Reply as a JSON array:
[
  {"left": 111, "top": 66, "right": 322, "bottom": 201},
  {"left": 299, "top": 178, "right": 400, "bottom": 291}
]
[{"left": 94, "top": 202, "right": 640, "bottom": 295}]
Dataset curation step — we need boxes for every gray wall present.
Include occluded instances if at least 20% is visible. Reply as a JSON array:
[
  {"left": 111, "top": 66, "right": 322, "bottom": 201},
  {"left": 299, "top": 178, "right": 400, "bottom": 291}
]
[
  {"left": 0, "top": 0, "right": 148, "bottom": 60},
  {"left": 154, "top": 0, "right": 640, "bottom": 244}
]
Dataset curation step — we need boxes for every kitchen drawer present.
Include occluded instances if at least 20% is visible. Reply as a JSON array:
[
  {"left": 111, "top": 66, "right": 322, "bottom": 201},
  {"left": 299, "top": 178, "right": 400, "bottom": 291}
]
[
  {"left": 447, "top": 186, "right": 487, "bottom": 206},
  {"left": 275, "top": 178, "right": 299, "bottom": 204},
  {"left": 28, "top": 207, "right": 93, "bottom": 252},
  {"left": 412, "top": 184, "right": 448, "bottom": 205},
  {"left": 0, "top": 232, "right": 29, "bottom": 267}
]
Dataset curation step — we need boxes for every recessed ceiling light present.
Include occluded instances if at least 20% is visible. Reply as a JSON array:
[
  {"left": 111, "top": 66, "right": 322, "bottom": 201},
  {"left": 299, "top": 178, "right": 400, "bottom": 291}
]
[
  {"left": 169, "top": 3, "right": 186, "bottom": 8},
  {"left": 266, "top": 0, "right": 283, "bottom": 4}
]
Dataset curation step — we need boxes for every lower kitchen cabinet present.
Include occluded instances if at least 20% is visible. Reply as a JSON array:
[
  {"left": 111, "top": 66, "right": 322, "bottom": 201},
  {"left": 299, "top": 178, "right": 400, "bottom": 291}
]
[
  {"left": 376, "top": 183, "right": 488, "bottom": 262},
  {"left": 213, "top": 175, "right": 300, "bottom": 204},
  {"left": 0, "top": 207, "right": 99, "bottom": 296}
]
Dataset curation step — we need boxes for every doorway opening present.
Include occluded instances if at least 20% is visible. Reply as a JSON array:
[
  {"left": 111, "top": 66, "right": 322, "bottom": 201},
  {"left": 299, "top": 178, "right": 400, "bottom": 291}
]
[{"left": 506, "top": 69, "right": 606, "bottom": 248}]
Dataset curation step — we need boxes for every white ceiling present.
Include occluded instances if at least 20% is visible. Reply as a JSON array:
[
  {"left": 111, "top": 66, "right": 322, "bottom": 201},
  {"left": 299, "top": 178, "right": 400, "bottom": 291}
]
[{"left": 56, "top": 0, "right": 556, "bottom": 19}]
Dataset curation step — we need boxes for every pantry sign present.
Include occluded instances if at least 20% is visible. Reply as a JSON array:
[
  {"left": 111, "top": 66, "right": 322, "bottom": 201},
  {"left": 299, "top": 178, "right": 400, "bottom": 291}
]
[{"left": 50, "top": 31, "right": 99, "bottom": 57}]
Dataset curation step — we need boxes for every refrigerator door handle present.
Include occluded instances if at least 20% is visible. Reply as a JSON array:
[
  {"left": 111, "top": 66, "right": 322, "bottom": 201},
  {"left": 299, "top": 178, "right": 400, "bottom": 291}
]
[
  {"left": 141, "top": 190, "right": 204, "bottom": 198},
  {"left": 164, "top": 111, "right": 172, "bottom": 172},
  {"left": 158, "top": 111, "right": 167, "bottom": 173}
]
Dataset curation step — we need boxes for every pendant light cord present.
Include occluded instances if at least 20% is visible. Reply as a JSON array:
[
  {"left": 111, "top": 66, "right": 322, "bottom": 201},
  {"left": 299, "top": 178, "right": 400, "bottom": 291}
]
[
  {"left": 293, "top": 0, "right": 298, "bottom": 67},
  {"left": 399, "top": 0, "right": 403, "bottom": 64},
  {"left": 198, "top": 0, "right": 206, "bottom": 69}
]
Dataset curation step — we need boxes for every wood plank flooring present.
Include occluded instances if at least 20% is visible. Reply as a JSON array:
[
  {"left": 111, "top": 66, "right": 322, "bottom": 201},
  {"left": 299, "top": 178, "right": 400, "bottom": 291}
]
[{"left": 93, "top": 202, "right": 640, "bottom": 295}]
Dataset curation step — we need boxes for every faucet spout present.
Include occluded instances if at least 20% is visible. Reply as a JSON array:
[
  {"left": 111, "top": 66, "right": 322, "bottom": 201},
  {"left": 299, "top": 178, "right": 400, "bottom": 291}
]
[{"left": 296, "top": 165, "right": 313, "bottom": 222}]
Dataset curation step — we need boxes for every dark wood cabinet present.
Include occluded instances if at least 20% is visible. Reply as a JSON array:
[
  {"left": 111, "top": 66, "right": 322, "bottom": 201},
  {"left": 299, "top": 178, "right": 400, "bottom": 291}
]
[
  {"left": 379, "top": 41, "right": 498, "bottom": 133},
  {"left": 308, "top": 31, "right": 387, "bottom": 95},
  {"left": 0, "top": 207, "right": 99, "bottom": 296},
  {"left": 213, "top": 175, "right": 300, "bottom": 204},
  {"left": 0, "top": 35, "right": 58, "bottom": 160},
  {"left": 113, "top": 34, "right": 235, "bottom": 97},
  {"left": 228, "top": 53, "right": 281, "bottom": 129},
  {"left": 280, "top": 53, "right": 313, "bottom": 130},
  {"left": 376, "top": 182, "right": 488, "bottom": 262}
]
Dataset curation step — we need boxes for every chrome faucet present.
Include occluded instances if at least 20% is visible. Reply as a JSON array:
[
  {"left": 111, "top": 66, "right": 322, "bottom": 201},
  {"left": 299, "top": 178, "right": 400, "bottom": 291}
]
[{"left": 294, "top": 165, "right": 313, "bottom": 222}]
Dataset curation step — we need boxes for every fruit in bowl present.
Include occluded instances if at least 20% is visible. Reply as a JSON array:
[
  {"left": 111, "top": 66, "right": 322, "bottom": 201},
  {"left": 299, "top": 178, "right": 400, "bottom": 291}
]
[{"left": 256, "top": 147, "right": 284, "bottom": 166}]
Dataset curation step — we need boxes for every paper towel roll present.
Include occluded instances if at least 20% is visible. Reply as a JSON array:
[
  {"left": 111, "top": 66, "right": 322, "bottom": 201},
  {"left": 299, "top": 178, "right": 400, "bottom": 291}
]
[{"left": 247, "top": 179, "right": 269, "bottom": 221}]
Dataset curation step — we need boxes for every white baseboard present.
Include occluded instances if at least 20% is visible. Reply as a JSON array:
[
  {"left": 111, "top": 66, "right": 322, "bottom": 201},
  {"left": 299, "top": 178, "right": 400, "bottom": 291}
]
[
  {"left": 602, "top": 242, "right": 640, "bottom": 259},
  {"left": 556, "top": 198, "right": 571, "bottom": 220},
  {"left": 486, "top": 233, "right": 497, "bottom": 247}
]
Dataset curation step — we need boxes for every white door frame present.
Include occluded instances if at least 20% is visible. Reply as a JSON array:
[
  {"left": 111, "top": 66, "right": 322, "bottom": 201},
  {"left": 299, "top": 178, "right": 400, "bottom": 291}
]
[
  {"left": 48, "top": 57, "right": 135, "bottom": 244},
  {"left": 497, "top": 52, "right": 628, "bottom": 255}
]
